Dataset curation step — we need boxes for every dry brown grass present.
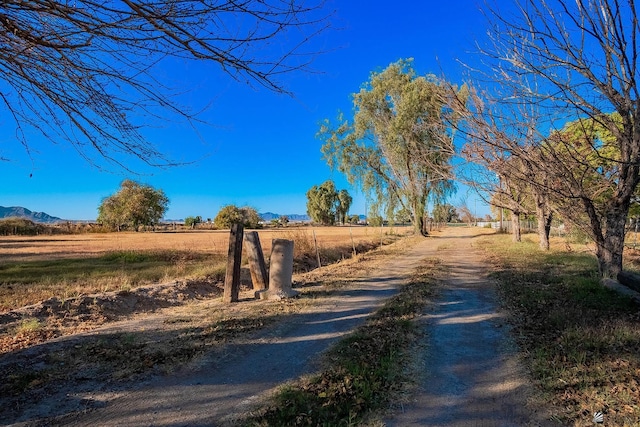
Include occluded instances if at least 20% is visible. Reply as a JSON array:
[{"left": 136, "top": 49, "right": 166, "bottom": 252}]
[
  {"left": 0, "top": 225, "right": 410, "bottom": 263},
  {"left": 480, "top": 233, "right": 640, "bottom": 426},
  {"left": 0, "top": 226, "right": 412, "bottom": 312}
]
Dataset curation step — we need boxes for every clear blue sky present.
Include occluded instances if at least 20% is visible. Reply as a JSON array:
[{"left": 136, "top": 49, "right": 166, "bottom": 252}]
[{"left": 0, "top": 1, "right": 493, "bottom": 221}]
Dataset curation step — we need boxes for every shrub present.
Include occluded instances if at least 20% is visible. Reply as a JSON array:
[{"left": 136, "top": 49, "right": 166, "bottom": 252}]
[
  {"left": 213, "top": 205, "right": 262, "bottom": 229},
  {"left": 0, "top": 218, "right": 48, "bottom": 235}
]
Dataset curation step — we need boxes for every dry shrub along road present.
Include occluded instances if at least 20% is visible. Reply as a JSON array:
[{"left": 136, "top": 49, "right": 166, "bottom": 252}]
[{"left": 1, "top": 227, "right": 550, "bottom": 426}]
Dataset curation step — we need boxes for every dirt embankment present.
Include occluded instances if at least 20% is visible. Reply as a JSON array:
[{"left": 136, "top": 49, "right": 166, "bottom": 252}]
[{"left": 0, "top": 279, "right": 226, "bottom": 354}]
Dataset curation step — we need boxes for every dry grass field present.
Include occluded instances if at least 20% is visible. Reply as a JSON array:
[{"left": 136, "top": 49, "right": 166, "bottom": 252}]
[
  {"left": 0, "top": 225, "right": 411, "bottom": 311},
  {"left": 0, "top": 225, "right": 407, "bottom": 262}
]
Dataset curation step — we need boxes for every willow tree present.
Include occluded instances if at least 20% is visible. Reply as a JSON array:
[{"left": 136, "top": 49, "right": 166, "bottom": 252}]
[
  {"left": 337, "top": 189, "right": 353, "bottom": 225},
  {"left": 318, "top": 59, "right": 463, "bottom": 236},
  {"left": 305, "top": 180, "right": 352, "bottom": 225}
]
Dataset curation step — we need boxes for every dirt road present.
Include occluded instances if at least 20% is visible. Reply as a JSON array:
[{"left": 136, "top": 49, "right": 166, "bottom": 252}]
[
  {"left": 7, "top": 227, "right": 550, "bottom": 426},
  {"left": 55, "top": 233, "right": 438, "bottom": 427},
  {"left": 384, "top": 228, "right": 553, "bottom": 426}
]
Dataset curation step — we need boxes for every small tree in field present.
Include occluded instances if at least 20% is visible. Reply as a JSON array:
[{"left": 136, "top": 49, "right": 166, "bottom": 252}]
[
  {"left": 184, "top": 216, "right": 202, "bottom": 229},
  {"left": 214, "top": 205, "right": 261, "bottom": 229},
  {"left": 306, "top": 180, "right": 339, "bottom": 225},
  {"left": 98, "top": 180, "right": 169, "bottom": 231},
  {"left": 368, "top": 214, "right": 383, "bottom": 227},
  {"left": 432, "top": 204, "right": 458, "bottom": 224}
]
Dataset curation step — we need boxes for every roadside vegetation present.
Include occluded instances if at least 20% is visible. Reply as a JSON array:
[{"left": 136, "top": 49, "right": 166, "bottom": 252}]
[
  {"left": 243, "top": 260, "right": 440, "bottom": 426},
  {"left": 479, "top": 233, "right": 640, "bottom": 426}
]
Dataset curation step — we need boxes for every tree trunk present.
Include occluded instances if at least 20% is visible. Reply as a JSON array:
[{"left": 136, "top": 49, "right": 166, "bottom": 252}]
[
  {"left": 535, "top": 201, "right": 552, "bottom": 251},
  {"left": 415, "top": 214, "right": 428, "bottom": 236},
  {"left": 596, "top": 209, "right": 628, "bottom": 279},
  {"left": 511, "top": 211, "right": 521, "bottom": 242},
  {"left": 411, "top": 199, "right": 428, "bottom": 236}
]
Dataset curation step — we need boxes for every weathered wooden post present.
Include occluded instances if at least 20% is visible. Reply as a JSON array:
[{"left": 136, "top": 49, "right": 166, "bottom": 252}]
[
  {"left": 244, "top": 231, "right": 268, "bottom": 292},
  {"left": 349, "top": 226, "right": 356, "bottom": 256},
  {"left": 312, "top": 229, "right": 321, "bottom": 268},
  {"left": 223, "top": 223, "right": 244, "bottom": 303}
]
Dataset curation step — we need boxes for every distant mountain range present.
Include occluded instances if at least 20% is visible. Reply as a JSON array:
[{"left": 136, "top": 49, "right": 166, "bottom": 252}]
[
  {"left": 0, "top": 206, "right": 313, "bottom": 224},
  {"left": 259, "top": 212, "right": 310, "bottom": 222},
  {"left": 0, "top": 206, "right": 63, "bottom": 224}
]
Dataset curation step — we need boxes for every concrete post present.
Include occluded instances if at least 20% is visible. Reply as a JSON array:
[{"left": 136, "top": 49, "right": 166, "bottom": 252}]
[{"left": 258, "top": 238, "right": 298, "bottom": 300}]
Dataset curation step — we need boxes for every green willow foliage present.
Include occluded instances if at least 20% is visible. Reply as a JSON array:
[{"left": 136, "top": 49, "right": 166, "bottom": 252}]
[
  {"left": 305, "top": 180, "right": 352, "bottom": 225},
  {"left": 318, "top": 58, "right": 466, "bottom": 235}
]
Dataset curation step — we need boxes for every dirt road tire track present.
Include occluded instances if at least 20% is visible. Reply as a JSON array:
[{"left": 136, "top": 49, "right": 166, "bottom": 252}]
[{"left": 384, "top": 228, "right": 556, "bottom": 427}]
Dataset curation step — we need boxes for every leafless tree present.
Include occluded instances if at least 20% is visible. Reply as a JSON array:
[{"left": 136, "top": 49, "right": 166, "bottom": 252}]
[
  {"left": 456, "top": 199, "right": 475, "bottom": 226},
  {"left": 0, "top": 0, "right": 329, "bottom": 168},
  {"left": 458, "top": 103, "right": 555, "bottom": 245},
  {"left": 458, "top": 0, "right": 640, "bottom": 278}
]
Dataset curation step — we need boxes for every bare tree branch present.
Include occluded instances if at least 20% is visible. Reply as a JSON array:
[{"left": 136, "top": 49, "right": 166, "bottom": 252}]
[
  {"left": 0, "top": 0, "right": 330, "bottom": 168},
  {"left": 461, "top": 0, "right": 640, "bottom": 277}
]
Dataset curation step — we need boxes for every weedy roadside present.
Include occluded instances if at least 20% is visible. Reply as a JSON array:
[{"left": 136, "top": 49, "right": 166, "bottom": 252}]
[
  {"left": 241, "top": 260, "right": 441, "bottom": 426},
  {"left": 480, "top": 234, "right": 640, "bottom": 427}
]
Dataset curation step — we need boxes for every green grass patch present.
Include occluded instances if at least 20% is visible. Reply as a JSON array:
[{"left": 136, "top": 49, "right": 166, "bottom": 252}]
[
  {"left": 16, "top": 318, "right": 41, "bottom": 333},
  {"left": 244, "top": 260, "right": 440, "bottom": 426},
  {"left": 479, "top": 234, "right": 640, "bottom": 426},
  {"left": 0, "top": 250, "right": 226, "bottom": 311}
]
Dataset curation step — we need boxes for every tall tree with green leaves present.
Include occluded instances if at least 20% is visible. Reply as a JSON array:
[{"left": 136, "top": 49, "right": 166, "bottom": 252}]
[
  {"left": 306, "top": 180, "right": 339, "bottom": 225},
  {"left": 98, "top": 180, "right": 169, "bottom": 231},
  {"left": 336, "top": 189, "right": 353, "bottom": 225},
  {"left": 319, "top": 59, "right": 463, "bottom": 236}
]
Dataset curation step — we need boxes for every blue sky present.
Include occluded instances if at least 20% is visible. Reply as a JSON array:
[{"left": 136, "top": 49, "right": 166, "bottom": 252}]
[{"left": 0, "top": 1, "right": 492, "bottom": 221}]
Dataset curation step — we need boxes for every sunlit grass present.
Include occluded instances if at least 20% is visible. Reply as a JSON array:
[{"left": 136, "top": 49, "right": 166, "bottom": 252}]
[
  {"left": 479, "top": 233, "right": 640, "bottom": 426},
  {"left": 0, "top": 228, "right": 412, "bottom": 312}
]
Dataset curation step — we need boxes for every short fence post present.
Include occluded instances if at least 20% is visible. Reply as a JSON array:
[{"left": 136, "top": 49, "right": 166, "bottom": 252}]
[
  {"left": 223, "top": 223, "right": 244, "bottom": 303},
  {"left": 312, "top": 229, "right": 321, "bottom": 268},
  {"left": 244, "top": 231, "right": 268, "bottom": 292},
  {"left": 256, "top": 239, "right": 298, "bottom": 300},
  {"left": 349, "top": 226, "right": 356, "bottom": 256},
  {"left": 266, "top": 239, "right": 298, "bottom": 300}
]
